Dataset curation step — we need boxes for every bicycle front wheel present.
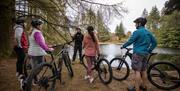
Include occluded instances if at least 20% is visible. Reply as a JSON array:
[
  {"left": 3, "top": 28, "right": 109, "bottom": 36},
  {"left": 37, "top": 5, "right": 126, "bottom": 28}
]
[
  {"left": 97, "top": 58, "right": 113, "bottom": 84},
  {"left": 25, "top": 63, "right": 56, "bottom": 91},
  {"left": 147, "top": 61, "right": 180, "bottom": 90},
  {"left": 63, "top": 54, "right": 74, "bottom": 78},
  {"left": 110, "top": 58, "right": 130, "bottom": 81}
]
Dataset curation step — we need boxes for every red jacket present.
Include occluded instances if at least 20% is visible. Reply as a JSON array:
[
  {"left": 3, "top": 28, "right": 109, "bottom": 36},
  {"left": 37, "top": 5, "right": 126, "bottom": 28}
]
[{"left": 14, "top": 24, "right": 28, "bottom": 49}]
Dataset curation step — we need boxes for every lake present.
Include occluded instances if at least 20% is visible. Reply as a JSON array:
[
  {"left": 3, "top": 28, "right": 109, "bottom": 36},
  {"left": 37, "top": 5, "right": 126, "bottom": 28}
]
[{"left": 68, "top": 44, "right": 180, "bottom": 67}]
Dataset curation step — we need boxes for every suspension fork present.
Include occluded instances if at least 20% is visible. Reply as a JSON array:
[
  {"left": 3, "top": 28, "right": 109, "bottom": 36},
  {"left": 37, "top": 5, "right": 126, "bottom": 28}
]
[{"left": 117, "top": 58, "right": 124, "bottom": 70}]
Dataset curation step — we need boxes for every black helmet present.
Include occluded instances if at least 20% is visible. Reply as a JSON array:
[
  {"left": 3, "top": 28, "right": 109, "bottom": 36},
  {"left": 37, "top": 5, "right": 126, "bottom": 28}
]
[
  {"left": 16, "top": 16, "right": 25, "bottom": 24},
  {"left": 133, "top": 17, "right": 147, "bottom": 26},
  {"left": 31, "top": 18, "right": 43, "bottom": 27}
]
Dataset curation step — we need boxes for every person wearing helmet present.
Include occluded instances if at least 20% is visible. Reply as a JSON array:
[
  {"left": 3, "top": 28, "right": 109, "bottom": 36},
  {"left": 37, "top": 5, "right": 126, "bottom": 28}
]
[
  {"left": 14, "top": 16, "right": 28, "bottom": 79},
  {"left": 122, "top": 17, "right": 157, "bottom": 91},
  {"left": 13, "top": 16, "right": 29, "bottom": 90},
  {"left": 28, "top": 18, "right": 54, "bottom": 70}
]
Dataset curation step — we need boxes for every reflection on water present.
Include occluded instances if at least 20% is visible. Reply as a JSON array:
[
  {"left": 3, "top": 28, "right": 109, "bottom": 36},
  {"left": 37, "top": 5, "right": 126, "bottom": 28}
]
[{"left": 68, "top": 44, "right": 180, "bottom": 67}]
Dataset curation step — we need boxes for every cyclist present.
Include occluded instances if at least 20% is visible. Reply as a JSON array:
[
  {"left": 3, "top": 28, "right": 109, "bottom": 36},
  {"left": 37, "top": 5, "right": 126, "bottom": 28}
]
[
  {"left": 122, "top": 17, "right": 157, "bottom": 91},
  {"left": 83, "top": 26, "right": 100, "bottom": 83},
  {"left": 13, "top": 16, "right": 28, "bottom": 79},
  {"left": 28, "top": 18, "right": 54, "bottom": 69},
  {"left": 26, "top": 18, "right": 54, "bottom": 87},
  {"left": 72, "top": 27, "right": 84, "bottom": 64}
]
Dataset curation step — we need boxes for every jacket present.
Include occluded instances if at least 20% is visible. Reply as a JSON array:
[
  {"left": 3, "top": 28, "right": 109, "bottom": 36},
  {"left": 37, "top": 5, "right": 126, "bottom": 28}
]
[{"left": 122, "top": 26, "right": 157, "bottom": 55}]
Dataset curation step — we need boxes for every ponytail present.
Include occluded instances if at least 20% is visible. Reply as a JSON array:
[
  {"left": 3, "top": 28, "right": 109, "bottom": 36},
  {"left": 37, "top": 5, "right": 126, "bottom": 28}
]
[{"left": 87, "top": 26, "right": 96, "bottom": 42}]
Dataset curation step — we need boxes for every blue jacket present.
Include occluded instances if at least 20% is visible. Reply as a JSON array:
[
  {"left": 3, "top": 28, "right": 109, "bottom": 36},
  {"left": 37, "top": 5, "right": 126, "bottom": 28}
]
[{"left": 122, "top": 26, "right": 157, "bottom": 55}]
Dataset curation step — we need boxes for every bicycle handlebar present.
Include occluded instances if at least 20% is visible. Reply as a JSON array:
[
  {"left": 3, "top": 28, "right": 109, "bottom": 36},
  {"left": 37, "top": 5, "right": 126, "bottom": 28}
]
[
  {"left": 52, "top": 41, "right": 73, "bottom": 48},
  {"left": 122, "top": 47, "right": 157, "bottom": 56},
  {"left": 46, "top": 51, "right": 54, "bottom": 61},
  {"left": 121, "top": 47, "right": 132, "bottom": 52}
]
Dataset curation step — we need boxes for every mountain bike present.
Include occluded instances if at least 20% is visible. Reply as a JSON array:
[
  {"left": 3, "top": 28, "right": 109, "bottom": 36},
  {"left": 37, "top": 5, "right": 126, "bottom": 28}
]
[
  {"left": 25, "top": 41, "right": 73, "bottom": 91},
  {"left": 110, "top": 47, "right": 180, "bottom": 90},
  {"left": 82, "top": 54, "right": 113, "bottom": 84}
]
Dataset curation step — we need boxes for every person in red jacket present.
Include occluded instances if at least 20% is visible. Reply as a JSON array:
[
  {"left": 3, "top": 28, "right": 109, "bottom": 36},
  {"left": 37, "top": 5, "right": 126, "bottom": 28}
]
[{"left": 13, "top": 16, "right": 28, "bottom": 79}]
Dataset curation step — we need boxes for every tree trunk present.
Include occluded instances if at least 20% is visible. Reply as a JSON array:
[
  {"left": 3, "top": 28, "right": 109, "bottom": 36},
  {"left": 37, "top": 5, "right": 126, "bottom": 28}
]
[{"left": 0, "top": 0, "right": 15, "bottom": 58}]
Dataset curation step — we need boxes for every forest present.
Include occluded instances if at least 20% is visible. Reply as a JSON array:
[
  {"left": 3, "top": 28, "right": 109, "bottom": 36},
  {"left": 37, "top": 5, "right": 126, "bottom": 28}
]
[{"left": 0, "top": 0, "right": 179, "bottom": 58}]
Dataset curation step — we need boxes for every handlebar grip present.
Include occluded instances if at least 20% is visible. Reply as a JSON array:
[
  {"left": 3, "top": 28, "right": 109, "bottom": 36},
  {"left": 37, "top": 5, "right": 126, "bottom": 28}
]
[
  {"left": 46, "top": 51, "right": 52, "bottom": 54},
  {"left": 52, "top": 44, "right": 61, "bottom": 48},
  {"left": 67, "top": 41, "right": 73, "bottom": 44}
]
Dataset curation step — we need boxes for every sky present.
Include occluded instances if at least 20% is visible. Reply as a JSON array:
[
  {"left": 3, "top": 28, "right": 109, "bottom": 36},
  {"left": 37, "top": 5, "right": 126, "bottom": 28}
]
[{"left": 106, "top": 0, "right": 168, "bottom": 33}]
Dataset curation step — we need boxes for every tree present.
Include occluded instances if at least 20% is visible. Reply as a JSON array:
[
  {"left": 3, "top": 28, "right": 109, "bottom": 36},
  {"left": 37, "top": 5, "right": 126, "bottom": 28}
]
[
  {"left": 141, "top": 8, "right": 148, "bottom": 18},
  {"left": 164, "top": 0, "right": 180, "bottom": 14},
  {"left": 0, "top": 0, "right": 15, "bottom": 58},
  {"left": 115, "top": 22, "right": 125, "bottom": 40},
  {"left": 147, "top": 6, "right": 160, "bottom": 32},
  {"left": 0, "top": 0, "right": 127, "bottom": 58},
  {"left": 96, "top": 11, "right": 110, "bottom": 42},
  {"left": 158, "top": 11, "right": 180, "bottom": 48}
]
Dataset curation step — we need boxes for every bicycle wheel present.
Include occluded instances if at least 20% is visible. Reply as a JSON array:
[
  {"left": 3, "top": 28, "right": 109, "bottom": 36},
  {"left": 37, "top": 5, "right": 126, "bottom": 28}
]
[
  {"left": 24, "top": 56, "right": 32, "bottom": 78},
  {"left": 110, "top": 58, "right": 130, "bottom": 81},
  {"left": 97, "top": 58, "right": 113, "bottom": 84},
  {"left": 147, "top": 61, "right": 180, "bottom": 90},
  {"left": 63, "top": 54, "right": 74, "bottom": 78},
  {"left": 82, "top": 55, "right": 88, "bottom": 69},
  {"left": 25, "top": 63, "right": 56, "bottom": 91}
]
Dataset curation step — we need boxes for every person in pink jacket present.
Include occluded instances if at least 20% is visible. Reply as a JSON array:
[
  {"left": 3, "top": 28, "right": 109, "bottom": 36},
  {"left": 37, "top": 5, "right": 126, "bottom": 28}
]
[{"left": 83, "top": 26, "right": 100, "bottom": 83}]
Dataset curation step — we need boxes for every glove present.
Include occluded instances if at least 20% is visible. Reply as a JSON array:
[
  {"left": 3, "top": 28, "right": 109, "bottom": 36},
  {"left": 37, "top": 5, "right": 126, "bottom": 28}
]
[
  {"left": 120, "top": 47, "right": 124, "bottom": 49},
  {"left": 98, "top": 53, "right": 101, "bottom": 57}
]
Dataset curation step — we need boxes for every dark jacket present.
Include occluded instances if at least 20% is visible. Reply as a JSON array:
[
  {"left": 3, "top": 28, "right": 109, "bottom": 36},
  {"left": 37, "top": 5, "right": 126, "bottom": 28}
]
[{"left": 73, "top": 32, "right": 84, "bottom": 47}]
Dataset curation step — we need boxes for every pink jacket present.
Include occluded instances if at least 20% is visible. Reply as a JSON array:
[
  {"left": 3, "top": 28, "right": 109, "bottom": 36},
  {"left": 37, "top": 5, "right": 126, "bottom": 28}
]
[{"left": 83, "top": 33, "right": 100, "bottom": 56}]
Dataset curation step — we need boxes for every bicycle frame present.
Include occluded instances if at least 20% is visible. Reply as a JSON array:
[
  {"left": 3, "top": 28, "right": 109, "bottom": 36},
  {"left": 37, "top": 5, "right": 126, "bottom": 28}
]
[
  {"left": 91, "top": 56, "right": 101, "bottom": 71},
  {"left": 42, "top": 42, "right": 72, "bottom": 81},
  {"left": 122, "top": 48, "right": 156, "bottom": 64},
  {"left": 122, "top": 48, "right": 174, "bottom": 81}
]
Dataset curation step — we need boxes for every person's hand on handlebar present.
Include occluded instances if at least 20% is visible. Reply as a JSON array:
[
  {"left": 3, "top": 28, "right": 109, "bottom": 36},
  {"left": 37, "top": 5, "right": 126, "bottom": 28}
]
[
  {"left": 120, "top": 46, "right": 125, "bottom": 49},
  {"left": 48, "top": 48, "right": 54, "bottom": 51},
  {"left": 45, "top": 47, "right": 54, "bottom": 54},
  {"left": 98, "top": 53, "right": 101, "bottom": 57},
  {"left": 47, "top": 45, "right": 55, "bottom": 51},
  {"left": 67, "top": 41, "right": 74, "bottom": 47}
]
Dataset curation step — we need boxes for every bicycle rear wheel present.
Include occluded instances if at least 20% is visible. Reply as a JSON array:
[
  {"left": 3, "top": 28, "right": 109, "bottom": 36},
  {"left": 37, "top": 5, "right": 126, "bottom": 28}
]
[
  {"left": 110, "top": 58, "right": 130, "bottom": 81},
  {"left": 97, "top": 58, "right": 113, "bottom": 84},
  {"left": 25, "top": 63, "right": 56, "bottom": 91},
  {"left": 24, "top": 56, "right": 32, "bottom": 78},
  {"left": 63, "top": 54, "right": 74, "bottom": 78},
  {"left": 147, "top": 61, "right": 180, "bottom": 90}
]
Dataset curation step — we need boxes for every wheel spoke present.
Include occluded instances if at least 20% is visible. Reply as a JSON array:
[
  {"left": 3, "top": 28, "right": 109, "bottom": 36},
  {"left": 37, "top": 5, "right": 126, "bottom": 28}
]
[
  {"left": 148, "top": 62, "right": 180, "bottom": 90},
  {"left": 110, "top": 58, "right": 129, "bottom": 81},
  {"left": 98, "top": 58, "right": 112, "bottom": 84}
]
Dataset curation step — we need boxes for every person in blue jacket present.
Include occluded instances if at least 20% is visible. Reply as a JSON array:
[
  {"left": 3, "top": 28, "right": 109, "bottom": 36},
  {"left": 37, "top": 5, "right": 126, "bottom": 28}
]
[{"left": 122, "top": 17, "right": 157, "bottom": 91}]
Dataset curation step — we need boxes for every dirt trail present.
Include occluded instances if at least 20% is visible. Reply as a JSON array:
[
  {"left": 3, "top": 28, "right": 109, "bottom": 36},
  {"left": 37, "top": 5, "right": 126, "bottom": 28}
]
[{"left": 0, "top": 58, "right": 179, "bottom": 91}]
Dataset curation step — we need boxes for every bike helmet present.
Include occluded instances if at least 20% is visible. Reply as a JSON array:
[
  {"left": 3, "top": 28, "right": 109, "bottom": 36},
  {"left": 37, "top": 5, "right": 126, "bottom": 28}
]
[
  {"left": 16, "top": 16, "right": 25, "bottom": 24},
  {"left": 133, "top": 17, "right": 147, "bottom": 26},
  {"left": 31, "top": 18, "right": 43, "bottom": 27}
]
